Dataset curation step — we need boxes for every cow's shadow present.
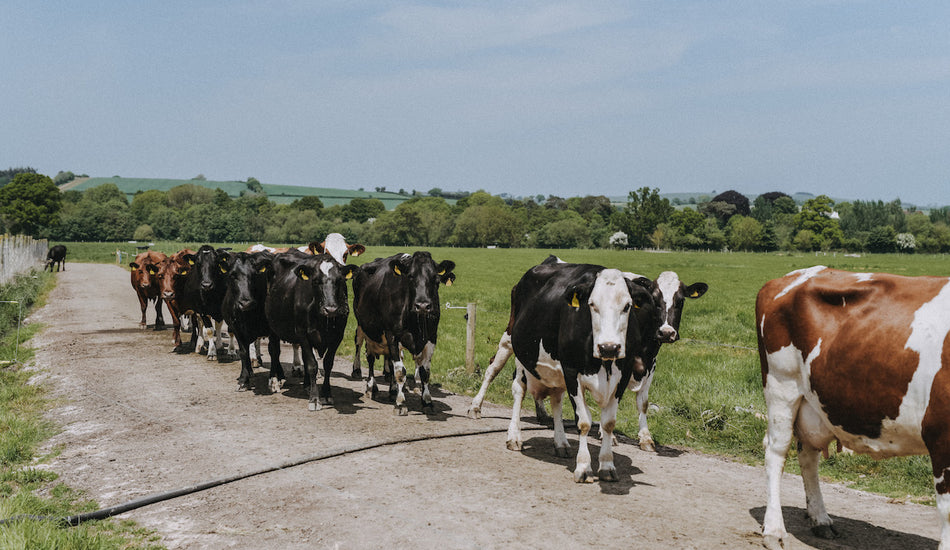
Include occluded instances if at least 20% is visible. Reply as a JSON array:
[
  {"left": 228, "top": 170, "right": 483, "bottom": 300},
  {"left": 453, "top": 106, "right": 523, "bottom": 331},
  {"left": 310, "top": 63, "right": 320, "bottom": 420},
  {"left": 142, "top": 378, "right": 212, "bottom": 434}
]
[
  {"left": 517, "top": 434, "right": 653, "bottom": 495},
  {"left": 748, "top": 506, "right": 938, "bottom": 549},
  {"left": 251, "top": 371, "right": 372, "bottom": 415}
]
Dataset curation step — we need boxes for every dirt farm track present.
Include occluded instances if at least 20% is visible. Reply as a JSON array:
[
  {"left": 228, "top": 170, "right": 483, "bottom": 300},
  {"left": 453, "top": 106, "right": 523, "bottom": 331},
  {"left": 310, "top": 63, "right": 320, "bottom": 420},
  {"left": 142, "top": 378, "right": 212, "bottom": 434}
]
[{"left": 24, "top": 263, "right": 942, "bottom": 549}]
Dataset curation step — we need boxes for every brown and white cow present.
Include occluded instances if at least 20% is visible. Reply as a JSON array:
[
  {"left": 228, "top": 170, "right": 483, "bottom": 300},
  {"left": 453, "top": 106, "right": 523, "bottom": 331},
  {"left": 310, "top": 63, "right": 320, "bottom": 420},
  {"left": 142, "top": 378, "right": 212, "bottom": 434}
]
[
  {"left": 130, "top": 250, "right": 168, "bottom": 329},
  {"left": 757, "top": 266, "right": 950, "bottom": 549}
]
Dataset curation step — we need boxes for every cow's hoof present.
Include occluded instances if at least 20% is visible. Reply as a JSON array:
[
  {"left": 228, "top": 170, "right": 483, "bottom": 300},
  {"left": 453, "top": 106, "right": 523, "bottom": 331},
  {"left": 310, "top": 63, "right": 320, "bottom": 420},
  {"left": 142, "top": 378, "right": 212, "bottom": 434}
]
[
  {"left": 573, "top": 468, "right": 595, "bottom": 483},
  {"left": 811, "top": 524, "right": 838, "bottom": 539},
  {"left": 506, "top": 439, "right": 523, "bottom": 451},
  {"left": 598, "top": 467, "right": 619, "bottom": 482},
  {"left": 394, "top": 404, "right": 408, "bottom": 416},
  {"left": 268, "top": 377, "right": 283, "bottom": 394},
  {"left": 351, "top": 368, "right": 361, "bottom": 380},
  {"left": 554, "top": 446, "right": 571, "bottom": 458},
  {"left": 762, "top": 534, "right": 785, "bottom": 550},
  {"left": 199, "top": 344, "right": 209, "bottom": 354},
  {"left": 319, "top": 396, "right": 333, "bottom": 406},
  {"left": 236, "top": 382, "right": 250, "bottom": 392},
  {"left": 639, "top": 438, "right": 655, "bottom": 452},
  {"left": 468, "top": 406, "right": 481, "bottom": 420},
  {"left": 308, "top": 400, "right": 321, "bottom": 411}
]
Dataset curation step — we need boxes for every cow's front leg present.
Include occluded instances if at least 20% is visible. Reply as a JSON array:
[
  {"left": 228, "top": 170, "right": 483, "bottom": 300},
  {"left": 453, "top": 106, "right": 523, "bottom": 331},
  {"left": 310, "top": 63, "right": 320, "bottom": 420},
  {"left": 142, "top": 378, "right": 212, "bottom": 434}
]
[
  {"left": 414, "top": 342, "right": 436, "bottom": 413},
  {"left": 153, "top": 299, "right": 165, "bottom": 330},
  {"left": 351, "top": 331, "right": 364, "bottom": 379},
  {"left": 762, "top": 370, "right": 802, "bottom": 550},
  {"left": 390, "top": 359, "right": 409, "bottom": 416},
  {"left": 318, "top": 348, "right": 335, "bottom": 406},
  {"left": 363, "top": 354, "right": 378, "bottom": 398},
  {"left": 300, "top": 344, "right": 321, "bottom": 411},
  {"left": 236, "top": 336, "right": 254, "bottom": 392},
  {"left": 292, "top": 344, "right": 304, "bottom": 377},
  {"left": 571, "top": 388, "right": 595, "bottom": 483},
  {"left": 137, "top": 295, "right": 148, "bottom": 327},
  {"left": 250, "top": 338, "right": 262, "bottom": 368},
  {"left": 550, "top": 389, "right": 570, "bottom": 458},
  {"left": 266, "top": 335, "right": 285, "bottom": 394},
  {"left": 597, "top": 397, "right": 619, "bottom": 482}
]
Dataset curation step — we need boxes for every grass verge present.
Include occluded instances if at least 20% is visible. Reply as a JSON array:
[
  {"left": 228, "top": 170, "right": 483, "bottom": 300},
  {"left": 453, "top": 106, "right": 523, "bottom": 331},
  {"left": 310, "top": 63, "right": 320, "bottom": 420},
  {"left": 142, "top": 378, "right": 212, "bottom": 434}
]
[{"left": 0, "top": 270, "right": 164, "bottom": 549}]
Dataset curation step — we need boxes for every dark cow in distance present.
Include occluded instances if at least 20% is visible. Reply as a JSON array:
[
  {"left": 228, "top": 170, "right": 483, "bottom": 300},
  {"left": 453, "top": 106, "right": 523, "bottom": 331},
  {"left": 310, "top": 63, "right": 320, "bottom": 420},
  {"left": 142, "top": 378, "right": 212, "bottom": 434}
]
[
  {"left": 353, "top": 252, "right": 455, "bottom": 415},
  {"left": 757, "top": 266, "right": 950, "bottom": 549},
  {"left": 469, "top": 257, "right": 658, "bottom": 482},
  {"left": 221, "top": 251, "right": 275, "bottom": 392},
  {"left": 45, "top": 244, "right": 67, "bottom": 272},
  {"left": 265, "top": 251, "right": 358, "bottom": 409},
  {"left": 129, "top": 250, "right": 168, "bottom": 330}
]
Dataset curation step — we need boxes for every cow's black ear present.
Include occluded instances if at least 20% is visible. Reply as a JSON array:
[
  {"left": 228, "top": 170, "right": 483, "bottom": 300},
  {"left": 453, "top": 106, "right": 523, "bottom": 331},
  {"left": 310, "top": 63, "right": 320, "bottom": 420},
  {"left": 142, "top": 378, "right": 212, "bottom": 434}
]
[
  {"left": 309, "top": 241, "right": 324, "bottom": 255},
  {"left": 129, "top": 262, "right": 140, "bottom": 270},
  {"left": 629, "top": 276, "right": 652, "bottom": 289},
  {"left": 686, "top": 282, "right": 708, "bottom": 299},
  {"left": 343, "top": 264, "right": 359, "bottom": 281},
  {"left": 348, "top": 244, "right": 365, "bottom": 257},
  {"left": 391, "top": 257, "right": 406, "bottom": 276},
  {"left": 294, "top": 264, "right": 315, "bottom": 281},
  {"left": 147, "top": 265, "right": 159, "bottom": 276},
  {"left": 184, "top": 254, "right": 197, "bottom": 266},
  {"left": 442, "top": 272, "right": 456, "bottom": 286}
]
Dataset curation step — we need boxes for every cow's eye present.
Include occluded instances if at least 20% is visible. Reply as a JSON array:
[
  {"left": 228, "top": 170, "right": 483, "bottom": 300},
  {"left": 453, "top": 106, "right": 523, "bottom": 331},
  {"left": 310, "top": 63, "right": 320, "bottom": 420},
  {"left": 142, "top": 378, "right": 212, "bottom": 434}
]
[{"left": 622, "top": 303, "right": 631, "bottom": 313}]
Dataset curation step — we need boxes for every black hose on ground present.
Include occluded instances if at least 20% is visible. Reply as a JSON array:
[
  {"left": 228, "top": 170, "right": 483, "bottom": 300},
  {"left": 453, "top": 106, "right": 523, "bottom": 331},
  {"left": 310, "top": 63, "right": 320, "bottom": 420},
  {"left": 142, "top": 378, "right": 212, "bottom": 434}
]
[{"left": 0, "top": 422, "right": 547, "bottom": 527}]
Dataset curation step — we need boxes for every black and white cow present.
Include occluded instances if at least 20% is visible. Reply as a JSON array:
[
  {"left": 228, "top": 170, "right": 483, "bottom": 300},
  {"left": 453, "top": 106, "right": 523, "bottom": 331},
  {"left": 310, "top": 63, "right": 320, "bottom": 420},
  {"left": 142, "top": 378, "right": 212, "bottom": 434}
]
[
  {"left": 265, "top": 251, "right": 358, "bottom": 410},
  {"left": 469, "top": 258, "right": 658, "bottom": 482},
  {"left": 352, "top": 252, "right": 455, "bottom": 415},
  {"left": 221, "top": 251, "right": 275, "bottom": 392},
  {"left": 180, "top": 245, "right": 234, "bottom": 361},
  {"left": 623, "top": 270, "right": 707, "bottom": 451}
]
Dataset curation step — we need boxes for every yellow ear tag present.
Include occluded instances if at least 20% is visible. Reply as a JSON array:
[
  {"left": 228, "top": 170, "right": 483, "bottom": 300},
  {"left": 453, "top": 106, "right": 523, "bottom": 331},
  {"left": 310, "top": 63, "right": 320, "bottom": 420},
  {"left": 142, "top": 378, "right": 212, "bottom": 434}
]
[
  {"left": 300, "top": 272, "right": 309, "bottom": 281},
  {"left": 445, "top": 279, "right": 453, "bottom": 286},
  {"left": 570, "top": 293, "right": 580, "bottom": 308},
  {"left": 690, "top": 291, "right": 700, "bottom": 298},
  {"left": 394, "top": 266, "right": 402, "bottom": 276},
  {"left": 188, "top": 259, "right": 195, "bottom": 265},
  {"left": 438, "top": 269, "right": 445, "bottom": 276},
  {"left": 345, "top": 270, "right": 353, "bottom": 280},
  {"left": 180, "top": 269, "right": 189, "bottom": 276},
  {"left": 259, "top": 266, "right": 267, "bottom": 273},
  {"left": 219, "top": 266, "right": 227, "bottom": 274}
]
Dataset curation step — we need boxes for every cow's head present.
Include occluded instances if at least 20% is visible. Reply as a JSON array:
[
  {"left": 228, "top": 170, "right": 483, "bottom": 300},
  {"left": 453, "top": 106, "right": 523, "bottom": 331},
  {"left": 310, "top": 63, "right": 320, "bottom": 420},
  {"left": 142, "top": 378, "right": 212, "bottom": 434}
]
[
  {"left": 190, "top": 245, "right": 228, "bottom": 295},
  {"left": 310, "top": 233, "right": 366, "bottom": 265},
  {"left": 221, "top": 251, "right": 274, "bottom": 312},
  {"left": 130, "top": 258, "right": 161, "bottom": 290},
  {"left": 294, "top": 254, "right": 358, "bottom": 318},
  {"left": 390, "top": 252, "right": 455, "bottom": 317},
  {"left": 158, "top": 250, "right": 195, "bottom": 301},
  {"left": 565, "top": 268, "right": 645, "bottom": 361},
  {"left": 650, "top": 271, "right": 708, "bottom": 343}
]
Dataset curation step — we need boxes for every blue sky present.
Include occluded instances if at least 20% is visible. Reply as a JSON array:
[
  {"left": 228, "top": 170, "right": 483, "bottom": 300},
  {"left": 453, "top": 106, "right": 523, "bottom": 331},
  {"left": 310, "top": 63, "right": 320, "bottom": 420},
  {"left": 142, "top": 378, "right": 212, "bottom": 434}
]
[{"left": 5, "top": 1, "right": 950, "bottom": 206}]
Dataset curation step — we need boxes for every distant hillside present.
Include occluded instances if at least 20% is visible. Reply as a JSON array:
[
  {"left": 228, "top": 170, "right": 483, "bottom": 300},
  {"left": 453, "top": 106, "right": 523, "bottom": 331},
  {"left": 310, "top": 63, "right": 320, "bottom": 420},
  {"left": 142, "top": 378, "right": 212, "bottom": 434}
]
[{"left": 66, "top": 177, "right": 415, "bottom": 208}]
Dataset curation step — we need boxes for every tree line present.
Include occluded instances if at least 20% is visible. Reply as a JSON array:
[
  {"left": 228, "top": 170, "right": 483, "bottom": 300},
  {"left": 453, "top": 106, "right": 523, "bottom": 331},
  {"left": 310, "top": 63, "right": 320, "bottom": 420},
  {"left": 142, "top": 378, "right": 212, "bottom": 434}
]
[{"left": 2, "top": 169, "right": 950, "bottom": 253}]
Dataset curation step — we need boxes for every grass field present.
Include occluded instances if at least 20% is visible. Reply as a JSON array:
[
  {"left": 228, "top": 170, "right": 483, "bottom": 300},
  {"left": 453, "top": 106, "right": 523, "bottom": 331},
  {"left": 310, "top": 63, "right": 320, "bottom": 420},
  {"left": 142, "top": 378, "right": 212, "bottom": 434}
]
[{"left": 60, "top": 242, "right": 950, "bottom": 502}]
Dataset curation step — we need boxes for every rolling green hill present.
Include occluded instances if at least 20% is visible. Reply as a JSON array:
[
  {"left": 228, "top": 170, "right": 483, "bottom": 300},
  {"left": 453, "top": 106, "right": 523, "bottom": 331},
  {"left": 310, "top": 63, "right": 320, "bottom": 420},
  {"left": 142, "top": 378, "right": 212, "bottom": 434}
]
[{"left": 67, "top": 177, "right": 415, "bottom": 208}]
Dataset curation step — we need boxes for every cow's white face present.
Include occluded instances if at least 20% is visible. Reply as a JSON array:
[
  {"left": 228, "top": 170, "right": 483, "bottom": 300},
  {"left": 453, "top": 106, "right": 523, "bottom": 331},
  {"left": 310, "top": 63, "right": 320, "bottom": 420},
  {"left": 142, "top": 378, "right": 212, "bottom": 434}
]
[{"left": 588, "top": 269, "right": 632, "bottom": 360}]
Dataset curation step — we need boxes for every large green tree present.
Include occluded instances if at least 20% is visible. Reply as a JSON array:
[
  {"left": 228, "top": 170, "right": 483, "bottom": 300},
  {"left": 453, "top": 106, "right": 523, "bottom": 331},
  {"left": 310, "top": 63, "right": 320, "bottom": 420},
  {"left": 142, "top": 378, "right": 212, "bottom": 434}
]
[
  {"left": 0, "top": 172, "right": 62, "bottom": 236},
  {"left": 613, "top": 187, "right": 674, "bottom": 248}
]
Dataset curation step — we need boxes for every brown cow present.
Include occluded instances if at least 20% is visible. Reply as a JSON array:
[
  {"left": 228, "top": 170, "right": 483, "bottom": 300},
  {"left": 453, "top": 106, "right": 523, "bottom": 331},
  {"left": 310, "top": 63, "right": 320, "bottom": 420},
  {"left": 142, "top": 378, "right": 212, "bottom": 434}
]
[
  {"left": 156, "top": 249, "right": 196, "bottom": 351},
  {"left": 757, "top": 266, "right": 950, "bottom": 549},
  {"left": 129, "top": 250, "right": 167, "bottom": 329}
]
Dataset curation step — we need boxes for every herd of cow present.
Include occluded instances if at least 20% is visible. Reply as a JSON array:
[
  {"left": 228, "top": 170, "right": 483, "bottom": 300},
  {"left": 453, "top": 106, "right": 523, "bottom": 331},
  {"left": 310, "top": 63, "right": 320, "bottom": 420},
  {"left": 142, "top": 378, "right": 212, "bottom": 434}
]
[{"left": 119, "top": 236, "right": 950, "bottom": 548}]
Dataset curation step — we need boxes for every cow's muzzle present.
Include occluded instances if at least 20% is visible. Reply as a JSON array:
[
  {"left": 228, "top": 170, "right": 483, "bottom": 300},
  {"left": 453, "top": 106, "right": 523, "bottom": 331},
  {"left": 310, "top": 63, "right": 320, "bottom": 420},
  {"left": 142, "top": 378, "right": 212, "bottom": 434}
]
[
  {"left": 597, "top": 343, "right": 622, "bottom": 360},
  {"left": 656, "top": 326, "right": 678, "bottom": 344},
  {"left": 413, "top": 301, "right": 434, "bottom": 315}
]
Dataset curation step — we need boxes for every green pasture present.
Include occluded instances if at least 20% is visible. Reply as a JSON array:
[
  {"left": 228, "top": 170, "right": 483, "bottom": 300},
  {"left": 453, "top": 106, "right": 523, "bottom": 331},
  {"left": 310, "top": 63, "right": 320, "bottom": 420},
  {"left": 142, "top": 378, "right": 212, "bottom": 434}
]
[{"left": 61, "top": 242, "right": 950, "bottom": 501}]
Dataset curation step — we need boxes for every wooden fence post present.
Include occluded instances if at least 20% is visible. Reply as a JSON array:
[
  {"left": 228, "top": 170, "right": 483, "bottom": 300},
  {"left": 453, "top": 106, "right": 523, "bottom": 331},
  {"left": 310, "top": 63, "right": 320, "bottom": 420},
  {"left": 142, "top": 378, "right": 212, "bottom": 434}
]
[{"left": 465, "top": 302, "right": 476, "bottom": 373}]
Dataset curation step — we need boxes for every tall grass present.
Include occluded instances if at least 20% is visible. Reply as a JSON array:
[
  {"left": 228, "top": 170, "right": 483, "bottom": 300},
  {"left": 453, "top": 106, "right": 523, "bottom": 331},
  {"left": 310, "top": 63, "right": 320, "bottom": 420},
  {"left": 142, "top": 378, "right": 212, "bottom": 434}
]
[{"left": 64, "top": 242, "right": 949, "bottom": 501}]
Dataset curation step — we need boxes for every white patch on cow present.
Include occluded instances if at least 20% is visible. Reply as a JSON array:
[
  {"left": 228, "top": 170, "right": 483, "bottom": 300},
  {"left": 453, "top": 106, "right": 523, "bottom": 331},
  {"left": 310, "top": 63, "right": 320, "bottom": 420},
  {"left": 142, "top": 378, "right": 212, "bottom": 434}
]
[
  {"left": 322, "top": 233, "right": 348, "bottom": 264},
  {"left": 774, "top": 265, "right": 827, "bottom": 300},
  {"left": 553, "top": 256, "right": 567, "bottom": 263},
  {"left": 320, "top": 260, "right": 333, "bottom": 277},
  {"left": 937, "top": 491, "right": 950, "bottom": 546},
  {"left": 588, "top": 269, "right": 632, "bottom": 359},
  {"left": 655, "top": 271, "right": 681, "bottom": 334},
  {"left": 622, "top": 271, "right": 645, "bottom": 280},
  {"left": 248, "top": 244, "right": 274, "bottom": 253},
  {"left": 854, "top": 272, "right": 874, "bottom": 282}
]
